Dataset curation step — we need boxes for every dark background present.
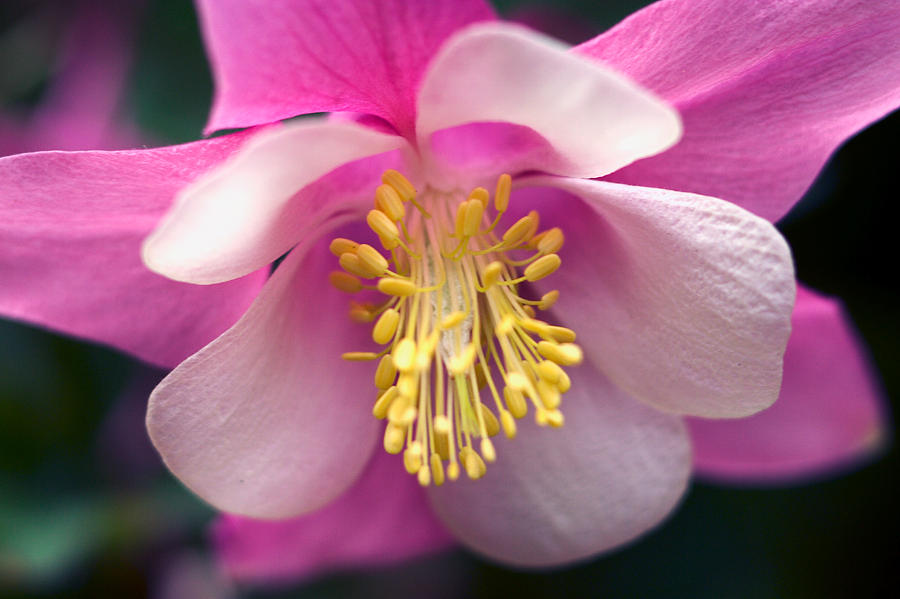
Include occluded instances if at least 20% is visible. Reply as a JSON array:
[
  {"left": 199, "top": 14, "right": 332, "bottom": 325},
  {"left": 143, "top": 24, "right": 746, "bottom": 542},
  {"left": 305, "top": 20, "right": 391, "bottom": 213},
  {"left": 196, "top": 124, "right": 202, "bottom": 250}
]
[{"left": 1, "top": 0, "right": 896, "bottom": 597}]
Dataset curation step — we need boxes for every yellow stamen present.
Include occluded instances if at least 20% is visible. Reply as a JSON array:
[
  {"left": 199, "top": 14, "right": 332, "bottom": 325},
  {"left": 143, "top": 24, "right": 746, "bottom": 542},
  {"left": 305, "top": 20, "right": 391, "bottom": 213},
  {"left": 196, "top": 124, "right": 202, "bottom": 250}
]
[{"left": 332, "top": 171, "right": 582, "bottom": 484}]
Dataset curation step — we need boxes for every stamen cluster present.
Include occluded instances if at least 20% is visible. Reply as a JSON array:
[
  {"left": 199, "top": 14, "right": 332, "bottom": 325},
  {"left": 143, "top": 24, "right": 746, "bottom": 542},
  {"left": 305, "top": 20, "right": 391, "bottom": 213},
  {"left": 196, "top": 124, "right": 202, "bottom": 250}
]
[{"left": 330, "top": 170, "right": 582, "bottom": 486}]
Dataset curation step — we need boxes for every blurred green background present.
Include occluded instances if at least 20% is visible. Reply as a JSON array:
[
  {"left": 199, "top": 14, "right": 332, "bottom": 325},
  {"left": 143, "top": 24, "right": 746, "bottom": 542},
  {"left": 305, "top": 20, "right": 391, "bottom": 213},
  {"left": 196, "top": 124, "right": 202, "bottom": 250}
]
[{"left": 1, "top": 0, "right": 897, "bottom": 597}]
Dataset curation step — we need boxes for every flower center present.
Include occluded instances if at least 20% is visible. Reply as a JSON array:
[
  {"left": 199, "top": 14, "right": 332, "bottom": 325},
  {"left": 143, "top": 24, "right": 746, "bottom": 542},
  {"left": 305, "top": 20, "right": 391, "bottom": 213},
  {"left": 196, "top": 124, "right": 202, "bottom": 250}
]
[{"left": 330, "top": 170, "right": 582, "bottom": 486}]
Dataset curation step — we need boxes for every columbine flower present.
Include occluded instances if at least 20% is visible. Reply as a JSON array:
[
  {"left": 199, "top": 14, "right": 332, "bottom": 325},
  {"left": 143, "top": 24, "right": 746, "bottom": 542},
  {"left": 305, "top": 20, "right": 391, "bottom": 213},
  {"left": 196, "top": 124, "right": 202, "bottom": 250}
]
[{"left": 0, "top": 0, "right": 894, "bottom": 572}]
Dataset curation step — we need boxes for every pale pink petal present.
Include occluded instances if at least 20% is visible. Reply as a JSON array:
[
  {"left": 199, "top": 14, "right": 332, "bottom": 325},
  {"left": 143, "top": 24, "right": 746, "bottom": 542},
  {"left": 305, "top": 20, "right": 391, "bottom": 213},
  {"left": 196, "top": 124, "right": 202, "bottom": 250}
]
[
  {"left": 427, "top": 363, "right": 690, "bottom": 567},
  {"left": 416, "top": 23, "right": 680, "bottom": 184},
  {"left": 142, "top": 120, "right": 407, "bottom": 284},
  {"left": 146, "top": 230, "right": 380, "bottom": 519},
  {"left": 578, "top": 0, "right": 900, "bottom": 222},
  {"left": 214, "top": 450, "right": 453, "bottom": 582},
  {"left": 196, "top": 0, "right": 495, "bottom": 137},
  {"left": 688, "top": 285, "right": 887, "bottom": 481},
  {"left": 0, "top": 133, "right": 265, "bottom": 369},
  {"left": 519, "top": 177, "right": 795, "bottom": 418}
]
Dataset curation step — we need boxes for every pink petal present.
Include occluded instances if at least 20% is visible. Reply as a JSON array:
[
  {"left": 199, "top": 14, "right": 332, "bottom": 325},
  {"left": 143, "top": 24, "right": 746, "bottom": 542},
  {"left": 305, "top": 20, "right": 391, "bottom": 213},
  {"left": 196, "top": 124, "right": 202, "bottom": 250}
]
[
  {"left": 417, "top": 24, "right": 680, "bottom": 184},
  {"left": 142, "top": 120, "right": 407, "bottom": 284},
  {"left": 520, "top": 177, "right": 795, "bottom": 418},
  {"left": 214, "top": 450, "right": 453, "bottom": 582},
  {"left": 146, "top": 231, "right": 380, "bottom": 519},
  {"left": 196, "top": 0, "right": 495, "bottom": 137},
  {"left": 427, "top": 363, "right": 690, "bottom": 567},
  {"left": 688, "top": 285, "right": 887, "bottom": 481},
  {"left": 0, "top": 133, "right": 266, "bottom": 369},
  {"left": 578, "top": 0, "right": 900, "bottom": 222}
]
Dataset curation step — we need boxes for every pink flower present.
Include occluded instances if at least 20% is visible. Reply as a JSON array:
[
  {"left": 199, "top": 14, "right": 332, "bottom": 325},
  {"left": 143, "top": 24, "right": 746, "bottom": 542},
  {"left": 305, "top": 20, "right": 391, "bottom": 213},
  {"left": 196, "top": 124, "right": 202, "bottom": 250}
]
[{"left": 0, "top": 0, "right": 893, "bottom": 576}]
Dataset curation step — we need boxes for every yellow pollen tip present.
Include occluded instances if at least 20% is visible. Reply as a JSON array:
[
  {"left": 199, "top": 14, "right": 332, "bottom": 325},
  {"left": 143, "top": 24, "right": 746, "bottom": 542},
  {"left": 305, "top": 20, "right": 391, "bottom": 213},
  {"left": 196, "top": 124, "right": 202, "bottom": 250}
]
[
  {"left": 468, "top": 187, "right": 489, "bottom": 206},
  {"left": 430, "top": 454, "right": 445, "bottom": 486},
  {"left": 537, "top": 227, "right": 564, "bottom": 254},
  {"left": 381, "top": 169, "right": 416, "bottom": 202},
  {"left": 342, "top": 351, "right": 378, "bottom": 361},
  {"left": 538, "top": 290, "right": 559, "bottom": 310},
  {"left": 377, "top": 277, "right": 416, "bottom": 297},
  {"left": 480, "top": 438, "right": 497, "bottom": 463},
  {"left": 417, "top": 465, "right": 431, "bottom": 486},
  {"left": 482, "top": 261, "right": 502, "bottom": 288},
  {"left": 373, "top": 386, "right": 399, "bottom": 419},
  {"left": 329, "top": 238, "right": 359, "bottom": 257},
  {"left": 367, "top": 209, "right": 400, "bottom": 240},
  {"left": 480, "top": 404, "right": 501, "bottom": 437},
  {"left": 356, "top": 244, "right": 388, "bottom": 276},
  {"left": 502, "top": 214, "right": 535, "bottom": 247},
  {"left": 339, "top": 252, "right": 372, "bottom": 279},
  {"left": 372, "top": 308, "right": 400, "bottom": 344},
  {"left": 463, "top": 200, "right": 484, "bottom": 237},
  {"left": 524, "top": 254, "right": 561, "bottom": 282},
  {"left": 392, "top": 338, "right": 417, "bottom": 372},
  {"left": 500, "top": 410, "right": 517, "bottom": 438},
  {"left": 383, "top": 422, "right": 405, "bottom": 454},
  {"left": 506, "top": 371, "right": 529, "bottom": 392},
  {"left": 440, "top": 310, "right": 466, "bottom": 329},
  {"left": 328, "top": 271, "right": 362, "bottom": 293},
  {"left": 448, "top": 345, "right": 476, "bottom": 375},
  {"left": 543, "top": 325, "right": 576, "bottom": 343},
  {"left": 494, "top": 174, "right": 511, "bottom": 213},
  {"left": 537, "top": 341, "right": 583, "bottom": 366},
  {"left": 374, "top": 355, "right": 397, "bottom": 389},
  {"left": 447, "top": 461, "right": 460, "bottom": 481},
  {"left": 504, "top": 386, "right": 528, "bottom": 419},
  {"left": 375, "top": 184, "right": 405, "bottom": 221}
]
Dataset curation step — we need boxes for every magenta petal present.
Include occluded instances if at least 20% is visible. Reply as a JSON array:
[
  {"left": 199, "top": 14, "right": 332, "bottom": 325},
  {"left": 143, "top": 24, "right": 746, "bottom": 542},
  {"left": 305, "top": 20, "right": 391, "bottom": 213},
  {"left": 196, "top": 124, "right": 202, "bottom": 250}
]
[
  {"left": 688, "top": 285, "right": 887, "bottom": 481},
  {"left": 146, "top": 232, "right": 379, "bottom": 519},
  {"left": 579, "top": 0, "right": 900, "bottom": 222},
  {"left": 196, "top": 0, "right": 495, "bottom": 137},
  {"left": 521, "top": 177, "right": 795, "bottom": 418},
  {"left": 213, "top": 450, "right": 453, "bottom": 582},
  {"left": 0, "top": 133, "right": 265, "bottom": 368},
  {"left": 428, "top": 363, "right": 690, "bottom": 567}
]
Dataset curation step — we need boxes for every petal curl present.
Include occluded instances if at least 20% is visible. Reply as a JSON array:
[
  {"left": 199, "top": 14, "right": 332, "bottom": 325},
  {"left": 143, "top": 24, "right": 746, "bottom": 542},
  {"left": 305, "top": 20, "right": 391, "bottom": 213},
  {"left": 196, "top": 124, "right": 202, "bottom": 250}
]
[
  {"left": 519, "top": 177, "right": 795, "bottom": 418},
  {"left": 578, "top": 0, "right": 900, "bottom": 222},
  {"left": 417, "top": 23, "right": 680, "bottom": 183},
  {"left": 196, "top": 0, "right": 495, "bottom": 137},
  {"left": 689, "top": 285, "right": 887, "bottom": 480},
  {"left": 147, "top": 231, "right": 379, "bottom": 519},
  {"left": 142, "top": 120, "right": 407, "bottom": 284},
  {"left": 0, "top": 134, "right": 265, "bottom": 368},
  {"left": 214, "top": 450, "right": 453, "bottom": 582},
  {"left": 427, "top": 363, "right": 690, "bottom": 567}
]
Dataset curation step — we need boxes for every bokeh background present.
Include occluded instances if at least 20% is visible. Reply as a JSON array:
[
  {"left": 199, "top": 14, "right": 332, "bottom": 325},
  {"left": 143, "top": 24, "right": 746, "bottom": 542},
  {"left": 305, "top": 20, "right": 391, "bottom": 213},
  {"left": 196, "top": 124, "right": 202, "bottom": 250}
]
[{"left": 1, "top": 0, "right": 896, "bottom": 597}]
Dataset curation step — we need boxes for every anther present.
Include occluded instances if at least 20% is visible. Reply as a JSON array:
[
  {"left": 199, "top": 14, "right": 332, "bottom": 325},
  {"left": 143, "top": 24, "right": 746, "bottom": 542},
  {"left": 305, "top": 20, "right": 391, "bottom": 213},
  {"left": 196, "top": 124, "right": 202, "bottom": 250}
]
[
  {"left": 383, "top": 422, "right": 406, "bottom": 454},
  {"left": 373, "top": 308, "right": 400, "bottom": 344},
  {"left": 329, "top": 238, "right": 359, "bottom": 257},
  {"left": 480, "top": 438, "right": 497, "bottom": 463},
  {"left": 543, "top": 325, "right": 576, "bottom": 343},
  {"left": 524, "top": 254, "right": 561, "bottom": 282},
  {"left": 339, "top": 252, "right": 372, "bottom": 279},
  {"left": 430, "top": 454, "right": 445, "bottom": 486},
  {"left": 502, "top": 213, "right": 535, "bottom": 247},
  {"left": 494, "top": 174, "right": 511, "bottom": 213},
  {"left": 537, "top": 341, "right": 583, "bottom": 366},
  {"left": 373, "top": 386, "right": 399, "bottom": 419},
  {"left": 440, "top": 311, "right": 466, "bottom": 329},
  {"left": 537, "top": 379, "right": 561, "bottom": 410},
  {"left": 328, "top": 271, "right": 362, "bottom": 293},
  {"left": 356, "top": 244, "right": 388, "bottom": 276},
  {"left": 381, "top": 169, "right": 416, "bottom": 203},
  {"left": 341, "top": 351, "right": 378, "bottom": 361},
  {"left": 482, "top": 261, "right": 502, "bottom": 288},
  {"left": 537, "top": 227, "right": 564, "bottom": 254},
  {"left": 500, "top": 410, "right": 517, "bottom": 438},
  {"left": 536, "top": 360, "right": 564, "bottom": 384},
  {"left": 375, "top": 184, "right": 405, "bottom": 221},
  {"left": 504, "top": 386, "right": 528, "bottom": 418},
  {"left": 468, "top": 187, "right": 489, "bottom": 206},
  {"left": 367, "top": 209, "right": 400, "bottom": 241},
  {"left": 374, "top": 355, "right": 397, "bottom": 389},
  {"left": 480, "top": 404, "right": 500, "bottom": 437},
  {"left": 392, "top": 338, "right": 417, "bottom": 372},
  {"left": 538, "top": 290, "right": 559, "bottom": 310},
  {"left": 448, "top": 345, "right": 476, "bottom": 375},
  {"left": 463, "top": 200, "right": 484, "bottom": 237},
  {"left": 506, "top": 371, "right": 529, "bottom": 392},
  {"left": 377, "top": 277, "right": 417, "bottom": 297}
]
